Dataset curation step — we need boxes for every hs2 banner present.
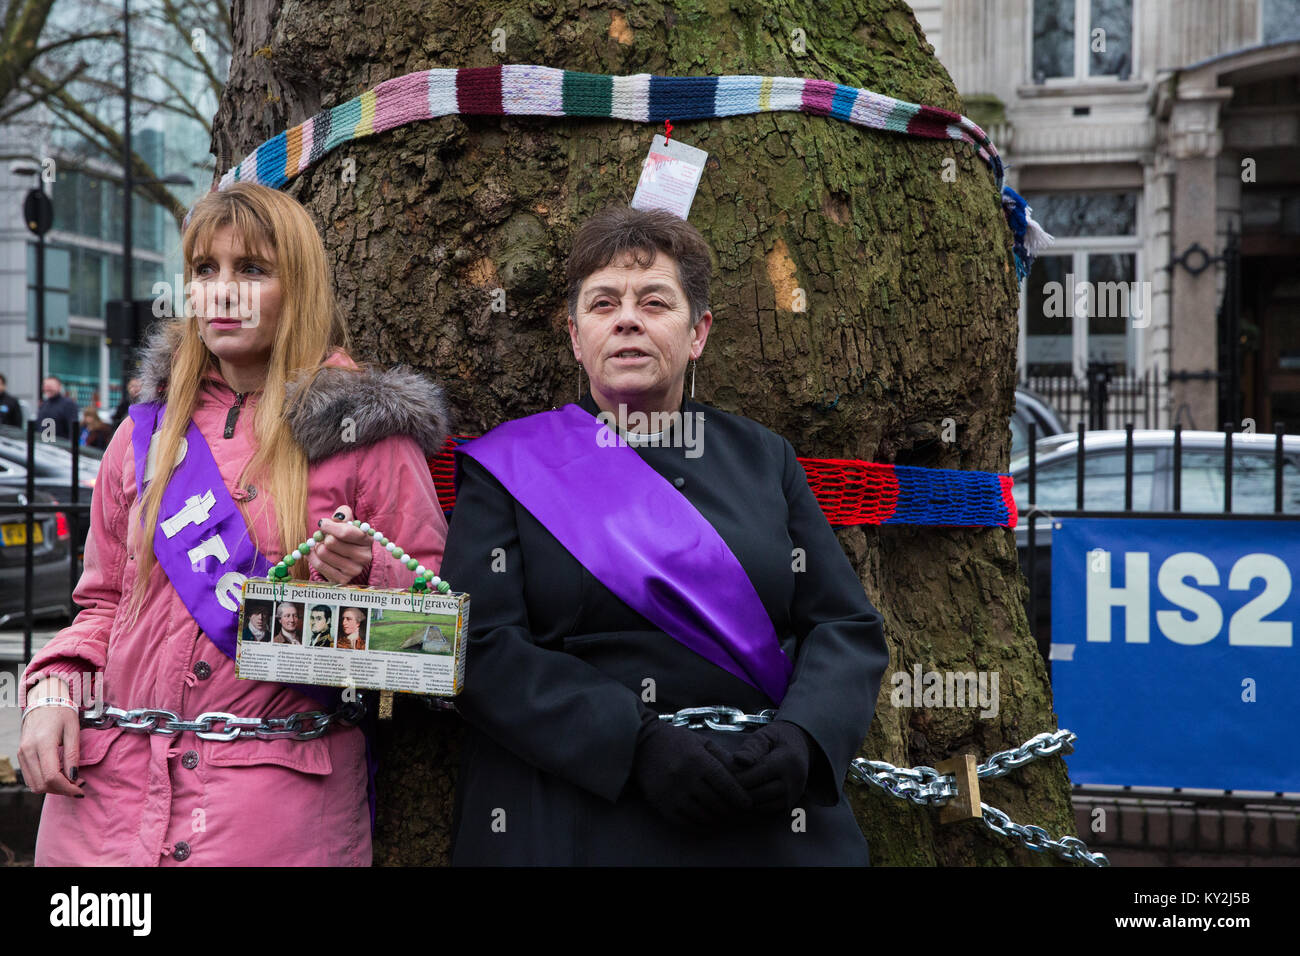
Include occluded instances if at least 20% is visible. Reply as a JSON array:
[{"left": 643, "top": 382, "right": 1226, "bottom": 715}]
[{"left": 1051, "top": 518, "right": 1298, "bottom": 792}]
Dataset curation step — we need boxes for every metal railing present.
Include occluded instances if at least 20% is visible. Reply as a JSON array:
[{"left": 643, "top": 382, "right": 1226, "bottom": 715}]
[
  {"left": 1021, "top": 365, "right": 1163, "bottom": 431},
  {"left": 11, "top": 419, "right": 90, "bottom": 662}
]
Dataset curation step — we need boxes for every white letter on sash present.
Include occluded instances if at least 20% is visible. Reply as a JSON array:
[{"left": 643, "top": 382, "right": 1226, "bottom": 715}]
[
  {"left": 143, "top": 433, "right": 189, "bottom": 484},
  {"left": 161, "top": 490, "right": 217, "bottom": 539},
  {"left": 214, "top": 571, "right": 247, "bottom": 611},
  {"left": 187, "top": 534, "right": 230, "bottom": 569}
]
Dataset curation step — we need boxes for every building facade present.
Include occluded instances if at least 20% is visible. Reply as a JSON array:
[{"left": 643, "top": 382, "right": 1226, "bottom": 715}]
[
  {"left": 912, "top": 0, "right": 1300, "bottom": 431},
  {"left": 0, "top": 0, "right": 218, "bottom": 422}
]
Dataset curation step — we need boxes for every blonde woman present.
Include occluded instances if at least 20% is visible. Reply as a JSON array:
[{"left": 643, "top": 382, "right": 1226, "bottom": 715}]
[{"left": 18, "top": 183, "right": 450, "bottom": 866}]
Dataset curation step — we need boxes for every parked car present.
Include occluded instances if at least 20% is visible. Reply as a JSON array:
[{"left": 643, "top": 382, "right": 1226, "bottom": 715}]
[
  {"left": 0, "top": 487, "right": 73, "bottom": 627},
  {"left": 1010, "top": 429, "right": 1300, "bottom": 645},
  {"left": 0, "top": 425, "right": 101, "bottom": 553},
  {"left": 1011, "top": 386, "right": 1067, "bottom": 459}
]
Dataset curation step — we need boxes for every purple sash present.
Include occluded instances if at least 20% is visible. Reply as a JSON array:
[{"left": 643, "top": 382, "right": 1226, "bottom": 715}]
[
  {"left": 129, "top": 403, "right": 276, "bottom": 661},
  {"left": 460, "top": 403, "right": 793, "bottom": 703},
  {"left": 128, "top": 402, "right": 375, "bottom": 829}
]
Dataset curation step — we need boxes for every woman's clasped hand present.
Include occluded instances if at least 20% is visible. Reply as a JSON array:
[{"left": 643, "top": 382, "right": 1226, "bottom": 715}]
[{"left": 629, "top": 705, "right": 817, "bottom": 827}]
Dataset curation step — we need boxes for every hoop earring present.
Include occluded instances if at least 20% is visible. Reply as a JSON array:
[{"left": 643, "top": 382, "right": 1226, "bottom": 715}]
[{"left": 690, "top": 359, "right": 696, "bottom": 400}]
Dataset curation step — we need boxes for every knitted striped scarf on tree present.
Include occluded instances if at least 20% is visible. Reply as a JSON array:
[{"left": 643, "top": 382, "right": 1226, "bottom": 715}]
[{"left": 205, "top": 64, "right": 1052, "bottom": 279}]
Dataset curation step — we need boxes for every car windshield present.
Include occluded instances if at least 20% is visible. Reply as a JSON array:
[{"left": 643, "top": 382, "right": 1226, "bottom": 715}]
[
  {"left": 1175, "top": 450, "right": 1300, "bottom": 513},
  {"left": 1014, "top": 450, "right": 1159, "bottom": 512},
  {"left": 1013, "top": 444, "right": 1300, "bottom": 514}
]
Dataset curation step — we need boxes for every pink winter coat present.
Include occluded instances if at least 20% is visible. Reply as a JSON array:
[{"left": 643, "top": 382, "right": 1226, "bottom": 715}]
[{"left": 23, "top": 341, "right": 451, "bottom": 866}]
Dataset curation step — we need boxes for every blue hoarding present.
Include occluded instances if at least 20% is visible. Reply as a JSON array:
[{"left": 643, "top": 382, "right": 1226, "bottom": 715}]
[{"left": 1051, "top": 518, "right": 1300, "bottom": 792}]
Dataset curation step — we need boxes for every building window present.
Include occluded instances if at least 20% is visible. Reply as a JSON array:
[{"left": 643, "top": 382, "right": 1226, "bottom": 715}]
[
  {"left": 1020, "top": 191, "right": 1143, "bottom": 378},
  {"left": 58, "top": 245, "right": 167, "bottom": 318},
  {"left": 52, "top": 169, "right": 104, "bottom": 239},
  {"left": 51, "top": 167, "right": 165, "bottom": 252},
  {"left": 65, "top": 246, "right": 103, "bottom": 319},
  {"left": 48, "top": 332, "right": 103, "bottom": 411},
  {"left": 1033, "top": 0, "right": 1133, "bottom": 82},
  {"left": 1261, "top": 0, "right": 1300, "bottom": 42}
]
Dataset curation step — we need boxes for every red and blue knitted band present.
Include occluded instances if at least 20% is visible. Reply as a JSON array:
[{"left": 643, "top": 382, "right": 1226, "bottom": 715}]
[{"left": 428, "top": 437, "right": 1018, "bottom": 529}]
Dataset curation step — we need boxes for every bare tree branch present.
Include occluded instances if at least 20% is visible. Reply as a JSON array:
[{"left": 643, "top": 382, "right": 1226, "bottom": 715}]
[
  {"left": 0, "top": 57, "right": 89, "bottom": 123},
  {"left": 0, "top": 0, "right": 59, "bottom": 108},
  {"left": 147, "top": 68, "right": 212, "bottom": 127},
  {"left": 32, "top": 29, "right": 119, "bottom": 60},
  {"left": 130, "top": 41, "right": 224, "bottom": 95},
  {"left": 151, "top": 0, "right": 226, "bottom": 104},
  {"left": 28, "top": 66, "right": 187, "bottom": 226},
  {"left": 69, "top": 72, "right": 212, "bottom": 128}
]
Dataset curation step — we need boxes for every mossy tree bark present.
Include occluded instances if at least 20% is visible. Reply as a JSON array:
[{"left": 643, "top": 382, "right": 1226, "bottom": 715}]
[{"left": 212, "top": 0, "right": 1077, "bottom": 865}]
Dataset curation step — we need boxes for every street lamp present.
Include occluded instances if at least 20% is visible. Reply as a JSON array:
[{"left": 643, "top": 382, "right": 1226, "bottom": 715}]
[
  {"left": 110, "top": 171, "right": 194, "bottom": 383},
  {"left": 118, "top": 0, "right": 194, "bottom": 385}
]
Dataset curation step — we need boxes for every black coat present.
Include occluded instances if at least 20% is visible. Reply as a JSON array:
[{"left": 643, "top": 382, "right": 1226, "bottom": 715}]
[
  {"left": 440, "top": 394, "right": 889, "bottom": 865},
  {"left": 0, "top": 390, "right": 24, "bottom": 428},
  {"left": 37, "top": 393, "right": 79, "bottom": 440}
]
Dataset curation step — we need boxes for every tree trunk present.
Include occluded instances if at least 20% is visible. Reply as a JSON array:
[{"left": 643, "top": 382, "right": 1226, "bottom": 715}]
[{"left": 211, "top": 0, "right": 1077, "bottom": 866}]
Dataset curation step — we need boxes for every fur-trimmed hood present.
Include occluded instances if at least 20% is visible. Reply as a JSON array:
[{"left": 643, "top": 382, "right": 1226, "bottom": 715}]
[{"left": 133, "top": 326, "right": 451, "bottom": 463}]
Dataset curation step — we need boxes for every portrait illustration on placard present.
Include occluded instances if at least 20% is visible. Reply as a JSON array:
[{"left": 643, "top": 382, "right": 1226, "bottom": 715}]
[
  {"left": 271, "top": 601, "right": 306, "bottom": 644},
  {"left": 336, "top": 606, "right": 368, "bottom": 650},
  {"left": 305, "top": 604, "right": 336, "bottom": 648},
  {"left": 242, "top": 600, "right": 274, "bottom": 642}
]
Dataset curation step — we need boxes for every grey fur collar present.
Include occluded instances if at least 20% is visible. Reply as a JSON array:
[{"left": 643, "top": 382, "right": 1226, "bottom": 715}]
[{"left": 133, "top": 327, "right": 451, "bottom": 463}]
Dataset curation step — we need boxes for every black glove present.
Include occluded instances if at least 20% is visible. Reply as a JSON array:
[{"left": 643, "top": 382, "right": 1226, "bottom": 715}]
[
  {"left": 730, "top": 720, "right": 814, "bottom": 815},
  {"left": 630, "top": 704, "right": 753, "bottom": 827}
]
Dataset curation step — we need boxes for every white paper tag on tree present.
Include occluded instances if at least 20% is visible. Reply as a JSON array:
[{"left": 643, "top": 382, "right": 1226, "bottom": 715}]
[{"left": 630, "top": 134, "right": 708, "bottom": 220}]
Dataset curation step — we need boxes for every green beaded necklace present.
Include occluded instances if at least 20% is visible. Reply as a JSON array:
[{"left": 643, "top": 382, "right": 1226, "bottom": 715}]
[{"left": 269, "top": 519, "right": 451, "bottom": 593}]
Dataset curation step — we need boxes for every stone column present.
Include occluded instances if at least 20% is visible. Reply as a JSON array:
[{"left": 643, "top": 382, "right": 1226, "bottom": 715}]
[{"left": 1167, "top": 85, "right": 1232, "bottom": 429}]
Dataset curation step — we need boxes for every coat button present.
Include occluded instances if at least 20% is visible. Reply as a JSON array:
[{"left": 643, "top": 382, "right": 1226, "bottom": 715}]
[
  {"left": 193, "top": 661, "right": 211, "bottom": 680},
  {"left": 673, "top": 477, "right": 686, "bottom": 489},
  {"left": 172, "top": 841, "right": 191, "bottom": 861},
  {"left": 181, "top": 750, "right": 199, "bottom": 770}
]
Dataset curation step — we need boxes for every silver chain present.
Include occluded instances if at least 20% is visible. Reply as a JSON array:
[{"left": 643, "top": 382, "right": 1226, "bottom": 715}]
[
  {"left": 847, "top": 759, "right": 959, "bottom": 805},
  {"left": 660, "top": 705, "right": 778, "bottom": 732},
  {"left": 979, "top": 804, "right": 1108, "bottom": 866},
  {"left": 80, "top": 697, "right": 1107, "bottom": 864},
  {"left": 662, "top": 710, "right": 1102, "bottom": 863},
  {"left": 81, "top": 700, "right": 365, "bottom": 741},
  {"left": 849, "top": 728, "right": 1107, "bottom": 867},
  {"left": 978, "top": 730, "right": 1076, "bottom": 779}
]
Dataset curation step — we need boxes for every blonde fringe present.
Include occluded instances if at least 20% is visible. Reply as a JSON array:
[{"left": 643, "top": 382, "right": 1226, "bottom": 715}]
[{"left": 126, "top": 184, "right": 348, "bottom": 625}]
